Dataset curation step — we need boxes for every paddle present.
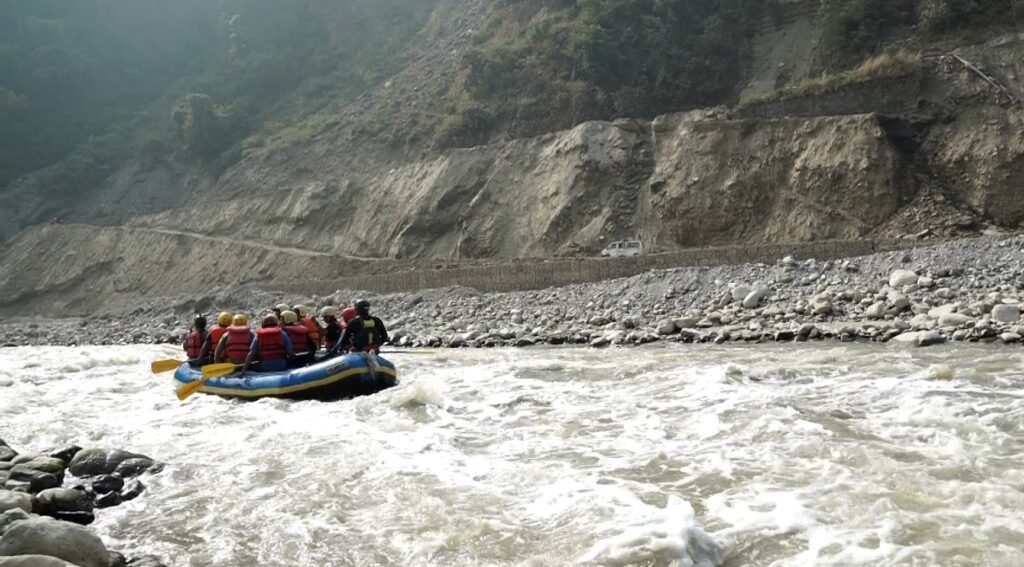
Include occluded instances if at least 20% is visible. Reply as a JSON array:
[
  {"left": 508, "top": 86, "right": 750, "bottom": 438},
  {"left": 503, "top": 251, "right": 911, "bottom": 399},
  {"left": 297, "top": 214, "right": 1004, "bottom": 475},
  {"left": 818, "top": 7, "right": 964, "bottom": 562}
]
[
  {"left": 151, "top": 359, "right": 183, "bottom": 374},
  {"left": 176, "top": 363, "right": 239, "bottom": 401}
]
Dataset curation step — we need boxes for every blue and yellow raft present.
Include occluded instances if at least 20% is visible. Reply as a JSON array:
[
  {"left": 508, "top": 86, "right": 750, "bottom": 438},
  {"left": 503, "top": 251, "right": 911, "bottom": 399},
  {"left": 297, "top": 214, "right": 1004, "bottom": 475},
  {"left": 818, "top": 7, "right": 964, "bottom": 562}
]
[{"left": 172, "top": 354, "right": 398, "bottom": 401}]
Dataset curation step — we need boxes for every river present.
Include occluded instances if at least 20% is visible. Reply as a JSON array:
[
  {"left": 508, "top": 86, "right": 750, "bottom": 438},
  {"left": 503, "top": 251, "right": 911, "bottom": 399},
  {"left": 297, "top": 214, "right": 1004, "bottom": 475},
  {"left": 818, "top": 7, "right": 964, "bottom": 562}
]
[{"left": 1, "top": 344, "right": 1023, "bottom": 566}]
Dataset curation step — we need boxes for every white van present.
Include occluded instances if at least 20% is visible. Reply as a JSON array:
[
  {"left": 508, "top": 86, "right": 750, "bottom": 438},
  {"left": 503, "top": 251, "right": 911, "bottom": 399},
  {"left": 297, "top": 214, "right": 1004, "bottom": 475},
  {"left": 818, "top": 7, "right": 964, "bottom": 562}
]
[{"left": 600, "top": 240, "right": 644, "bottom": 257}]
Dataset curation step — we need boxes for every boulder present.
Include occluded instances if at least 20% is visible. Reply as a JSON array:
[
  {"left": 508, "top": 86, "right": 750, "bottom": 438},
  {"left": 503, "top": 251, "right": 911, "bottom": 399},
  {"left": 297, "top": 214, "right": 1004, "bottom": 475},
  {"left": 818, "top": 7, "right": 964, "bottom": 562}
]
[
  {"left": 656, "top": 320, "right": 678, "bottom": 336},
  {"left": 889, "top": 270, "right": 918, "bottom": 287},
  {"left": 1000, "top": 332, "right": 1021, "bottom": 344},
  {"left": 6, "top": 468, "right": 60, "bottom": 494},
  {"left": 742, "top": 284, "right": 770, "bottom": 309},
  {"left": 918, "top": 330, "right": 946, "bottom": 347},
  {"left": 0, "top": 509, "right": 32, "bottom": 536},
  {"left": 810, "top": 295, "right": 833, "bottom": 316},
  {"left": 20, "top": 459, "right": 64, "bottom": 478},
  {"left": 865, "top": 302, "right": 887, "bottom": 320},
  {"left": 991, "top": 304, "right": 1021, "bottom": 324},
  {"left": 0, "top": 518, "right": 109, "bottom": 567},
  {"left": 0, "top": 493, "right": 31, "bottom": 515},
  {"left": 938, "top": 313, "right": 971, "bottom": 327},
  {"left": 730, "top": 285, "right": 751, "bottom": 303},
  {"left": 32, "top": 488, "right": 93, "bottom": 518},
  {"left": 93, "top": 492, "right": 122, "bottom": 509},
  {"left": 112, "top": 459, "right": 158, "bottom": 480},
  {"left": 0, "top": 448, "right": 14, "bottom": 464},
  {"left": 0, "top": 556, "right": 80, "bottom": 566},
  {"left": 46, "top": 447, "right": 82, "bottom": 465},
  {"left": 68, "top": 450, "right": 153, "bottom": 478},
  {"left": 89, "top": 476, "right": 123, "bottom": 496}
]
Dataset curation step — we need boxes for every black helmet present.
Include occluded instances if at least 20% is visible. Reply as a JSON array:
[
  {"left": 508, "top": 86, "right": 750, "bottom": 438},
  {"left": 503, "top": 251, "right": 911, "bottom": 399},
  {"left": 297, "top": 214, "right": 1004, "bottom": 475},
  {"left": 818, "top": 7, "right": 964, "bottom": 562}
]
[
  {"left": 355, "top": 299, "right": 370, "bottom": 315},
  {"left": 193, "top": 315, "right": 207, "bottom": 329}
]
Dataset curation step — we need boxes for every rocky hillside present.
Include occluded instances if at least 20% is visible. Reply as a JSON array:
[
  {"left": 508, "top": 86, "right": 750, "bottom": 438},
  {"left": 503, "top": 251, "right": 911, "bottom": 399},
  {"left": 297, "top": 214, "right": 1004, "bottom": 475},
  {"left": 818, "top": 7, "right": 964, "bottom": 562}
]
[{"left": 1, "top": 1, "right": 1023, "bottom": 314}]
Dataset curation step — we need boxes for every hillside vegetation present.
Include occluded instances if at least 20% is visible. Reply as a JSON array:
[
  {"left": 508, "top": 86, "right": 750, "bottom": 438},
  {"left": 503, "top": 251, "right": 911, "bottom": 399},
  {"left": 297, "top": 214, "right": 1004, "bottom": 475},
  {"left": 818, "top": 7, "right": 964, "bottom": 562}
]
[{"left": 2, "top": 0, "right": 1022, "bottom": 204}]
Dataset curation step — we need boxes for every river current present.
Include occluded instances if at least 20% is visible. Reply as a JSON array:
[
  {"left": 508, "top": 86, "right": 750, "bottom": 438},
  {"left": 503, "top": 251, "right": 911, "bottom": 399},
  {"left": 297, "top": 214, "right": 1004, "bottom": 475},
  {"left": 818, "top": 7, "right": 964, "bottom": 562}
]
[{"left": 2, "top": 344, "right": 1023, "bottom": 566}]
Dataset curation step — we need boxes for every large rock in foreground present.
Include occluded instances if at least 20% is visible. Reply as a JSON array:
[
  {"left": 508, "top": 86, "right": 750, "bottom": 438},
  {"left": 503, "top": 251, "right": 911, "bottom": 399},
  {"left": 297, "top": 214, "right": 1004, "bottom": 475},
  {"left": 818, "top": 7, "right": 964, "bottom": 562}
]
[
  {"left": 68, "top": 450, "right": 155, "bottom": 479},
  {"left": 0, "top": 556, "right": 82, "bottom": 566},
  {"left": 0, "top": 517, "right": 109, "bottom": 567}
]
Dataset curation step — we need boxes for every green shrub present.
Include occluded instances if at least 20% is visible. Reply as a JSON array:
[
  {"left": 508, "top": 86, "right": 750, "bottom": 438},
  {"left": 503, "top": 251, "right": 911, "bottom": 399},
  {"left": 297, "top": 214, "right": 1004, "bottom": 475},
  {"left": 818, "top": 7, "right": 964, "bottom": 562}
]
[{"left": 172, "top": 94, "right": 235, "bottom": 160}]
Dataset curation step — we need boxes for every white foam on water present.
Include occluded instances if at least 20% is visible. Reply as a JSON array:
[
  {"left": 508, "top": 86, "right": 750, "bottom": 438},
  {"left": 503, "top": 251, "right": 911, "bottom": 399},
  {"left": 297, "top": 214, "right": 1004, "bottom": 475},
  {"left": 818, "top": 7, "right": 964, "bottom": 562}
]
[{"left": 2, "top": 343, "right": 1024, "bottom": 565}]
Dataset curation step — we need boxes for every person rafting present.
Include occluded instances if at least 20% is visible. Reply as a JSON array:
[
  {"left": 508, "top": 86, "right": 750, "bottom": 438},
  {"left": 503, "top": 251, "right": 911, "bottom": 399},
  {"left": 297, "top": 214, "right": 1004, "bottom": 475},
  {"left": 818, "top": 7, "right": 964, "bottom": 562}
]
[
  {"left": 320, "top": 306, "right": 342, "bottom": 353},
  {"left": 205, "top": 312, "right": 232, "bottom": 359},
  {"left": 338, "top": 300, "right": 389, "bottom": 355},
  {"left": 183, "top": 315, "right": 210, "bottom": 367},
  {"left": 297, "top": 305, "right": 323, "bottom": 351},
  {"left": 240, "top": 314, "right": 295, "bottom": 377},
  {"left": 330, "top": 300, "right": 392, "bottom": 390},
  {"left": 281, "top": 310, "right": 316, "bottom": 367},
  {"left": 215, "top": 314, "right": 253, "bottom": 364}
]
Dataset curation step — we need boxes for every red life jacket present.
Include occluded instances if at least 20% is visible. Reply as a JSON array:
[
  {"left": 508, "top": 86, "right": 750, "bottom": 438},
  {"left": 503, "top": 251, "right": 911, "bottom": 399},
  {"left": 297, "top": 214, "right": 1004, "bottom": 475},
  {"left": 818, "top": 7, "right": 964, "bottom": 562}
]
[
  {"left": 225, "top": 326, "right": 252, "bottom": 362},
  {"left": 209, "top": 326, "right": 228, "bottom": 352},
  {"left": 301, "top": 317, "right": 320, "bottom": 345},
  {"left": 185, "top": 330, "right": 206, "bottom": 358},
  {"left": 256, "top": 327, "right": 287, "bottom": 362},
  {"left": 285, "top": 324, "right": 310, "bottom": 353}
]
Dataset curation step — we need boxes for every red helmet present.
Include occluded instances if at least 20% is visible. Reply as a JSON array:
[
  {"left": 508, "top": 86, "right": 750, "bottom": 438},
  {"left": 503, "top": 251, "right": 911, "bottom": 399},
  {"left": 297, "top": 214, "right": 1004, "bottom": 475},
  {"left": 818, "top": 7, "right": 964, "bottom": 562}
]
[{"left": 341, "top": 307, "right": 359, "bottom": 324}]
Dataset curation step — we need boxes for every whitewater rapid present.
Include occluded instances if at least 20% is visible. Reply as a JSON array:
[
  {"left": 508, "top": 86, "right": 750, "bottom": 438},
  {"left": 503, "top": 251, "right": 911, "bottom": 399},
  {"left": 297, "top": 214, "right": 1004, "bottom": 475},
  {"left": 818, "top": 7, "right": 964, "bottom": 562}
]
[{"left": 2, "top": 344, "right": 1023, "bottom": 566}]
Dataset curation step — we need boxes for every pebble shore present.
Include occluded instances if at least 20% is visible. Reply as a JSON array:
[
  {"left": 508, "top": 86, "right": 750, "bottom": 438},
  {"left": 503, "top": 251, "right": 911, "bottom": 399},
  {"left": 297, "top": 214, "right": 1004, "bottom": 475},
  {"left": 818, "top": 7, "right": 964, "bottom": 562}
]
[{"left": 4, "top": 236, "right": 1024, "bottom": 351}]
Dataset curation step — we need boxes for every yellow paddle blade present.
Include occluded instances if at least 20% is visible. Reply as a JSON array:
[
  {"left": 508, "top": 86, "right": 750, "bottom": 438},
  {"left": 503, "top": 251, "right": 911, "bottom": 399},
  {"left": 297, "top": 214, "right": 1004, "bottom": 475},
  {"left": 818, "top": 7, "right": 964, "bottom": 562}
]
[
  {"left": 201, "top": 363, "right": 239, "bottom": 380},
  {"left": 176, "top": 379, "right": 206, "bottom": 401},
  {"left": 151, "top": 359, "right": 183, "bottom": 374}
]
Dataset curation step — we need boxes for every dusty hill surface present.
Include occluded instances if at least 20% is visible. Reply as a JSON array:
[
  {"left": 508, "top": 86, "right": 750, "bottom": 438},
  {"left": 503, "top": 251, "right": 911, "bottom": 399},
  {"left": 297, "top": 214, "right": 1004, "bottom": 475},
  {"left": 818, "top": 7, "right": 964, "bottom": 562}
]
[{"left": 1, "top": 1, "right": 1023, "bottom": 315}]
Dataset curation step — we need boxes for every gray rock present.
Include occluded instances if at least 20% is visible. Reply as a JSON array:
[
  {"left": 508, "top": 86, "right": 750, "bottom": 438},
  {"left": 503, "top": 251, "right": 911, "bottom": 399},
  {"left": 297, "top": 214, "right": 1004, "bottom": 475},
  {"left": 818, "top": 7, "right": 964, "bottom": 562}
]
[
  {"left": 69, "top": 449, "right": 153, "bottom": 478},
  {"left": 991, "top": 304, "right": 1021, "bottom": 324},
  {"left": 918, "top": 330, "right": 946, "bottom": 347},
  {"left": 656, "top": 320, "right": 678, "bottom": 336},
  {"left": 730, "top": 285, "right": 751, "bottom": 303},
  {"left": 94, "top": 492, "right": 122, "bottom": 509},
  {"left": 7, "top": 468, "right": 60, "bottom": 494},
  {"left": 1000, "top": 332, "right": 1021, "bottom": 344},
  {"left": 32, "top": 488, "right": 94, "bottom": 518},
  {"left": 45, "top": 447, "right": 81, "bottom": 465},
  {"left": 742, "top": 284, "right": 770, "bottom": 309},
  {"left": 0, "top": 518, "right": 110, "bottom": 567},
  {"left": 0, "top": 555, "right": 80, "bottom": 566},
  {"left": 938, "top": 313, "right": 971, "bottom": 327},
  {"left": 112, "top": 459, "right": 158, "bottom": 479},
  {"left": 0, "top": 448, "right": 14, "bottom": 464},
  {"left": 810, "top": 295, "right": 833, "bottom": 316},
  {"left": 0, "top": 509, "right": 32, "bottom": 536},
  {"left": 89, "top": 476, "right": 123, "bottom": 496},
  {"left": 0, "top": 492, "right": 31, "bottom": 515},
  {"left": 865, "top": 302, "right": 886, "bottom": 320},
  {"left": 889, "top": 269, "right": 918, "bottom": 287}
]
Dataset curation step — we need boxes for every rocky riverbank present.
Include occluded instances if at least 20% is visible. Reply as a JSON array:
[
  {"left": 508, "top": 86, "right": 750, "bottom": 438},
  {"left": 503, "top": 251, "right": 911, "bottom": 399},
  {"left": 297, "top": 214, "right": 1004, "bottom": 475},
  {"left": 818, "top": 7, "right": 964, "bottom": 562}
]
[
  {"left": 3, "top": 236, "right": 1024, "bottom": 350},
  {"left": 0, "top": 440, "right": 164, "bottom": 567}
]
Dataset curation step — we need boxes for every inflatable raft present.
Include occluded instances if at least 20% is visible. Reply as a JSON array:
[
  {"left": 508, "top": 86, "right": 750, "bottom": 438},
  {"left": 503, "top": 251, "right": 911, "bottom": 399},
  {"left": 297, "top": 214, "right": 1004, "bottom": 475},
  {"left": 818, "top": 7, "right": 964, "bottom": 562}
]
[{"left": 172, "top": 354, "right": 397, "bottom": 401}]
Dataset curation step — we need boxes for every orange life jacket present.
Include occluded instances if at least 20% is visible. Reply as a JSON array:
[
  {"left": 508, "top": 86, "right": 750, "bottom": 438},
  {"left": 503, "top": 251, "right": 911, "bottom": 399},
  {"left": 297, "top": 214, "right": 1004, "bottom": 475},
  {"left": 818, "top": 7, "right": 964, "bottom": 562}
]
[
  {"left": 185, "top": 330, "right": 206, "bottom": 359},
  {"left": 209, "top": 326, "right": 228, "bottom": 352},
  {"left": 285, "top": 324, "right": 310, "bottom": 353},
  {"left": 256, "top": 327, "right": 286, "bottom": 362},
  {"left": 225, "top": 326, "right": 252, "bottom": 362},
  {"left": 301, "top": 317, "right": 320, "bottom": 345}
]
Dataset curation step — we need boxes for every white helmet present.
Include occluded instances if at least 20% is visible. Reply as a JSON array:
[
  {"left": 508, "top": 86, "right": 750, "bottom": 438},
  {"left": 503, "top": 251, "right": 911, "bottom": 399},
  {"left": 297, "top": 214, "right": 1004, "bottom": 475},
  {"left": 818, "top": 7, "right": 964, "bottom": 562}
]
[{"left": 320, "top": 306, "right": 338, "bottom": 318}]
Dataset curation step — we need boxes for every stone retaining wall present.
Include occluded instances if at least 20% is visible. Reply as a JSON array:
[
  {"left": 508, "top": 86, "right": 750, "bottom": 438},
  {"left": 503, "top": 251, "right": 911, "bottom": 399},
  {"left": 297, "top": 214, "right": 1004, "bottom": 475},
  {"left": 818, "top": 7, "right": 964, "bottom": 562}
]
[
  {"left": 733, "top": 75, "right": 922, "bottom": 120},
  {"left": 276, "top": 239, "right": 918, "bottom": 296}
]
